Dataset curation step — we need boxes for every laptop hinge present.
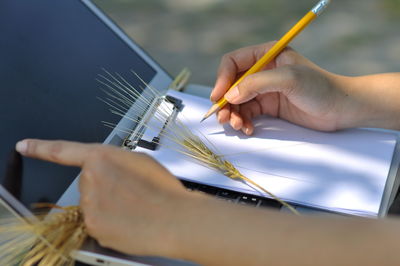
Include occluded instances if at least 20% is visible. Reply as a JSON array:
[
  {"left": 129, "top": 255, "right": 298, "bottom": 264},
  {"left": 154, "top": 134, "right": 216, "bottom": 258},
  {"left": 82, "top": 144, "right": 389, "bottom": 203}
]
[{"left": 168, "top": 67, "right": 191, "bottom": 92}]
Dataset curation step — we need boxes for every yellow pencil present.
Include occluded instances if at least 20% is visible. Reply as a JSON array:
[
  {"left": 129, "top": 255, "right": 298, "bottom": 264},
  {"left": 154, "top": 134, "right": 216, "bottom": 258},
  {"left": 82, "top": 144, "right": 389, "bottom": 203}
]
[{"left": 201, "top": 0, "right": 330, "bottom": 123}]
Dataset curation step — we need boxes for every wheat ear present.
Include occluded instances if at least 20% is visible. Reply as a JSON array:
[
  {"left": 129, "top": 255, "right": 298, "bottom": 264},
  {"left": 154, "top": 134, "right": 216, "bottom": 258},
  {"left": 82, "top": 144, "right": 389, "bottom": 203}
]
[
  {"left": 0, "top": 205, "right": 87, "bottom": 265},
  {"left": 98, "top": 71, "right": 299, "bottom": 215}
]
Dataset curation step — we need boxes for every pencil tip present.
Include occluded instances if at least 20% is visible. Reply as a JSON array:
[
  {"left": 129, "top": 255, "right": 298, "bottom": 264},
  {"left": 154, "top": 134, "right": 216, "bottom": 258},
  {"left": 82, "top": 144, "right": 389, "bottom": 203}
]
[{"left": 200, "top": 103, "right": 220, "bottom": 123}]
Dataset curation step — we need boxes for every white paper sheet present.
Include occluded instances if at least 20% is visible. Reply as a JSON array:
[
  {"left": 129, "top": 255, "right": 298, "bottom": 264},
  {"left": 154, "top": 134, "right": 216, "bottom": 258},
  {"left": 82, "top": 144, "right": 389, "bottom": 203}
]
[{"left": 136, "top": 90, "right": 397, "bottom": 217}]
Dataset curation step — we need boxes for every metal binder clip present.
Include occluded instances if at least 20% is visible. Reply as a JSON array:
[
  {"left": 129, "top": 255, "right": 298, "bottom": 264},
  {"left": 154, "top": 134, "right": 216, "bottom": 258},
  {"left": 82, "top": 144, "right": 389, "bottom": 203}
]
[{"left": 122, "top": 95, "right": 183, "bottom": 151}]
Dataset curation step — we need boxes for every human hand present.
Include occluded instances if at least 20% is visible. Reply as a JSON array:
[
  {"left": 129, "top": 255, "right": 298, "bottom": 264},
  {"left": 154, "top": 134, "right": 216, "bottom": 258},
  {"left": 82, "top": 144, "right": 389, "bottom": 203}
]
[
  {"left": 211, "top": 42, "right": 349, "bottom": 135},
  {"left": 14, "top": 139, "right": 400, "bottom": 265},
  {"left": 15, "top": 139, "right": 200, "bottom": 258}
]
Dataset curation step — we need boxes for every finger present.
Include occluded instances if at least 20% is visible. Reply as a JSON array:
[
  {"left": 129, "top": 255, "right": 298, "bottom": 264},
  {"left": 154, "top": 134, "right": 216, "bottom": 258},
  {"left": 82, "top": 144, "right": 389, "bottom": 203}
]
[
  {"left": 230, "top": 105, "right": 243, "bottom": 130},
  {"left": 79, "top": 167, "right": 99, "bottom": 197},
  {"left": 241, "top": 117, "right": 254, "bottom": 136},
  {"left": 257, "top": 92, "right": 280, "bottom": 117},
  {"left": 211, "top": 70, "right": 232, "bottom": 102},
  {"left": 210, "top": 42, "right": 278, "bottom": 102},
  {"left": 244, "top": 99, "right": 263, "bottom": 118},
  {"left": 217, "top": 104, "right": 231, "bottom": 124},
  {"left": 240, "top": 110, "right": 254, "bottom": 136},
  {"left": 15, "top": 139, "right": 95, "bottom": 167},
  {"left": 239, "top": 101, "right": 261, "bottom": 135},
  {"left": 224, "top": 66, "right": 299, "bottom": 105}
]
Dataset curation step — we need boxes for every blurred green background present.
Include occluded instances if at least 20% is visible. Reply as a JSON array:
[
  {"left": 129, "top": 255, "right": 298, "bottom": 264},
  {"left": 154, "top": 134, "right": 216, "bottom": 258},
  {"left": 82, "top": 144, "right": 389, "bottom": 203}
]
[{"left": 92, "top": 0, "right": 400, "bottom": 86}]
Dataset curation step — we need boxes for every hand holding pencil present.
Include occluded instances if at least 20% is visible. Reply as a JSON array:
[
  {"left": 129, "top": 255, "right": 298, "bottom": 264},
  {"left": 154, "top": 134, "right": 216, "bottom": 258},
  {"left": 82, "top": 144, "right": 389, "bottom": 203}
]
[
  {"left": 202, "top": 0, "right": 330, "bottom": 124},
  {"left": 205, "top": 0, "right": 364, "bottom": 135},
  {"left": 209, "top": 42, "right": 350, "bottom": 135}
]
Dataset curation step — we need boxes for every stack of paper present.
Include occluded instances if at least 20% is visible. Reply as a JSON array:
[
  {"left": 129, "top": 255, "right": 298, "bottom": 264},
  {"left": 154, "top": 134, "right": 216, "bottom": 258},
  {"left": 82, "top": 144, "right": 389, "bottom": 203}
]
[{"left": 137, "top": 90, "right": 397, "bottom": 217}]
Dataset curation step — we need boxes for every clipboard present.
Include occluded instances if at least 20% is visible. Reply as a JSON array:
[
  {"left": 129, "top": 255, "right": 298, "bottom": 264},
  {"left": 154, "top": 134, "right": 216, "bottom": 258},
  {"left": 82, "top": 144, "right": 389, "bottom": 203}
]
[
  {"left": 120, "top": 68, "right": 189, "bottom": 152},
  {"left": 122, "top": 94, "right": 184, "bottom": 151}
]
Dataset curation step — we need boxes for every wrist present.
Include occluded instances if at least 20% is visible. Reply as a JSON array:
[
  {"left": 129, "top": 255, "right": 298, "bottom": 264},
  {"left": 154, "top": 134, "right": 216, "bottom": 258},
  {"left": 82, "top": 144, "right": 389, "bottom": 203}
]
[
  {"left": 168, "top": 191, "right": 239, "bottom": 264},
  {"left": 335, "top": 74, "right": 400, "bottom": 130},
  {"left": 162, "top": 190, "right": 211, "bottom": 260},
  {"left": 333, "top": 75, "right": 379, "bottom": 129},
  {"left": 332, "top": 75, "right": 364, "bottom": 129}
]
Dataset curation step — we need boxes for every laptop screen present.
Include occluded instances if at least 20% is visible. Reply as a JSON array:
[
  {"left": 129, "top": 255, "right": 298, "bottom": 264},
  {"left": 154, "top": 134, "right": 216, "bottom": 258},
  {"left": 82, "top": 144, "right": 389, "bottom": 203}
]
[{"left": 0, "top": 0, "right": 166, "bottom": 209}]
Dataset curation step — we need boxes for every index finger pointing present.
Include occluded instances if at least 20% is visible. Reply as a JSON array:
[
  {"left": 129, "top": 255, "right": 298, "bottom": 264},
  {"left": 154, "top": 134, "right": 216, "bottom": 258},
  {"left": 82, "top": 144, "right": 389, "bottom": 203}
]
[{"left": 15, "top": 139, "right": 96, "bottom": 167}]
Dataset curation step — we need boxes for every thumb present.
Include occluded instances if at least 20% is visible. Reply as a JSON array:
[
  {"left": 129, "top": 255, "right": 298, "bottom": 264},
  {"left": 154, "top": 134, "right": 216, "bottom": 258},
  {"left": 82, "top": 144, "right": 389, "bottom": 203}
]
[{"left": 224, "top": 66, "right": 297, "bottom": 105}]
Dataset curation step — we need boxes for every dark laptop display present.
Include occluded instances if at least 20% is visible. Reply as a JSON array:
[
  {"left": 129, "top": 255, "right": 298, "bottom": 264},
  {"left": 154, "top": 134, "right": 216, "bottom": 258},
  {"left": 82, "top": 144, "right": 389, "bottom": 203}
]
[{"left": 0, "top": 0, "right": 158, "bottom": 208}]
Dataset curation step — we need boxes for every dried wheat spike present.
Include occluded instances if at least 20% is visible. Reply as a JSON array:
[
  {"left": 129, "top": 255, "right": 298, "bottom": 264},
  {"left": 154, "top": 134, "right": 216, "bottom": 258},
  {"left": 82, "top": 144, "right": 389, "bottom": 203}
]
[
  {"left": 0, "top": 205, "right": 87, "bottom": 266},
  {"left": 98, "top": 70, "right": 299, "bottom": 215},
  {"left": 183, "top": 138, "right": 299, "bottom": 215}
]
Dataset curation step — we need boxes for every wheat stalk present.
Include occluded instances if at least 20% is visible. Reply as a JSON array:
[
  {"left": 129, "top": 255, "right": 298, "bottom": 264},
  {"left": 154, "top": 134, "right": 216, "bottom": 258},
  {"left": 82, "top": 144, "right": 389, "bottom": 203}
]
[
  {"left": 0, "top": 70, "right": 299, "bottom": 264},
  {"left": 0, "top": 205, "right": 87, "bottom": 265},
  {"left": 182, "top": 138, "right": 299, "bottom": 214},
  {"left": 98, "top": 70, "right": 299, "bottom": 215}
]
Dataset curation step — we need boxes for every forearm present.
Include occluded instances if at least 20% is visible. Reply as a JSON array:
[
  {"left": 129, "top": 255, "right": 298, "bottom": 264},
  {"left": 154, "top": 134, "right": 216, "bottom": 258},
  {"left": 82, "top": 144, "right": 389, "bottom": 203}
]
[
  {"left": 336, "top": 73, "right": 400, "bottom": 130},
  {"left": 174, "top": 193, "right": 400, "bottom": 265}
]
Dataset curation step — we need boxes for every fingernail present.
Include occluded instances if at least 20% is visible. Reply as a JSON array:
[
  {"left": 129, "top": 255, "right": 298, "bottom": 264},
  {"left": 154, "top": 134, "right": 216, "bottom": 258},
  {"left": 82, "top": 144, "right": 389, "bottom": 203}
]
[
  {"left": 224, "top": 86, "right": 239, "bottom": 102},
  {"left": 246, "top": 128, "right": 252, "bottom": 135},
  {"left": 241, "top": 127, "right": 248, "bottom": 135},
  {"left": 209, "top": 91, "right": 215, "bottom": 102},
  {"left": 15, "top": 140, "right": 28, "bottom": 154}
]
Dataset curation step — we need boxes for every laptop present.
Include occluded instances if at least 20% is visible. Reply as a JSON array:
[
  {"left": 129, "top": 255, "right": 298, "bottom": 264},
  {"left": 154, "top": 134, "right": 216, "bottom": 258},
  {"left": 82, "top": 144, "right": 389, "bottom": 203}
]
[{"left": 1, "top": 0, "right": 400, "bottom": 265}]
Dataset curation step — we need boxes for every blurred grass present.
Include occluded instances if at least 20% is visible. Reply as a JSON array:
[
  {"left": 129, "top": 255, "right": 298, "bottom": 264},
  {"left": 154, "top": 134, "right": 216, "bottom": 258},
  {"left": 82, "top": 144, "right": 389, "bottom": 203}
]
[
  {"left": 382, "top": 0, "right": 400, "bottom": 18},
  {"left": 92, "top": 0, "right": 400, "bottom": 85},
  {"left": 330, "top": 31, "right": 382, "bottom": 52},
  {"left": 93, "top": 0, "right": 168, "bottom": 12}
]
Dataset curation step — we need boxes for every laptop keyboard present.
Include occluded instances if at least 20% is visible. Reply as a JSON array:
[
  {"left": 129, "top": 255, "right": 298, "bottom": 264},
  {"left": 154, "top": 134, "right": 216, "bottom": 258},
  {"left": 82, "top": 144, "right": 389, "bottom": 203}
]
[
  {"left": 180, "top": 180, "right": 349, "bottom": 217},
  {"left": 180, "top": 179, "right": 283, "bottom": 210}
]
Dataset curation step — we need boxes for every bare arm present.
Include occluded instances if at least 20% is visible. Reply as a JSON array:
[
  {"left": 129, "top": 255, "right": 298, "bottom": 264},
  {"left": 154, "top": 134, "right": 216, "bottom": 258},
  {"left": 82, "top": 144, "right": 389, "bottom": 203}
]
[
  {"left": 16, "top": 139, "right": 400, "bottom": 266},
  {"left": 336, "top": 73, "right": 400, "bottom": 130},
  {"left": 177, "top": 193, "right": 400, "bottom": 266}
]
